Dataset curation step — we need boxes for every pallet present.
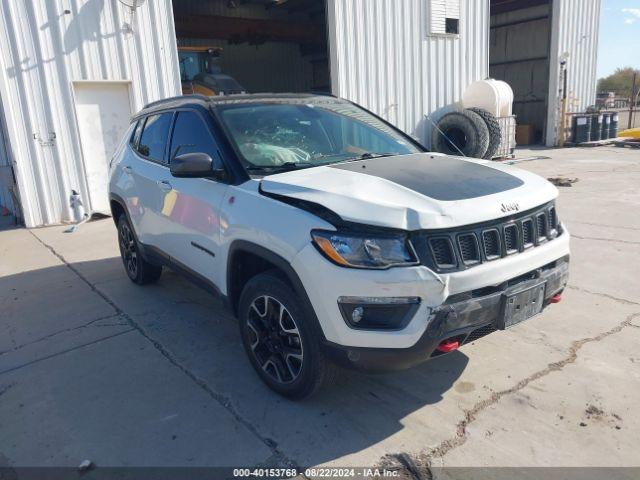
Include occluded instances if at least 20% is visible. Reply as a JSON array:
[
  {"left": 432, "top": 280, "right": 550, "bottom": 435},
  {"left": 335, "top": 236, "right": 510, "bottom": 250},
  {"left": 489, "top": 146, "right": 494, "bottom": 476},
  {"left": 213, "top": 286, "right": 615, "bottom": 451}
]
[
  {"left": 574, "top": 139, "right": 617, "bottom": 147},
  {"left": 613, "top": 139, "right": 640, "bottom": 149}
]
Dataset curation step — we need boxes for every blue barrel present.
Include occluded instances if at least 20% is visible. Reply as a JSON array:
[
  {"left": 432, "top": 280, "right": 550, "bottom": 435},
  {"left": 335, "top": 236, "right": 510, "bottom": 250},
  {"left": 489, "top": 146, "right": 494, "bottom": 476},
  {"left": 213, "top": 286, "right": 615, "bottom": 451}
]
[
  {"left": 609, "top": 112, "right": 619, "bottom": 139},
  {"left": 590, "top": 114, "right": 603, "bottom": 141},
  {"left": 601, "top": 113, "right": 611, "bottom": 140},
  {"left": 572, "top": 115, "right": 591, "bottom": 144}
]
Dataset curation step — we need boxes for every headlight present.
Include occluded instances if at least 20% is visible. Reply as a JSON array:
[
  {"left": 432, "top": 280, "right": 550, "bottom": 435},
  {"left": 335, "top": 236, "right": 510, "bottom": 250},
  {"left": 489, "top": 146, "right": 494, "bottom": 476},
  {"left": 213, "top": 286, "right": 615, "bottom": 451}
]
[{"left": 311, "top": 230, "right": 419, "bottom": 269}]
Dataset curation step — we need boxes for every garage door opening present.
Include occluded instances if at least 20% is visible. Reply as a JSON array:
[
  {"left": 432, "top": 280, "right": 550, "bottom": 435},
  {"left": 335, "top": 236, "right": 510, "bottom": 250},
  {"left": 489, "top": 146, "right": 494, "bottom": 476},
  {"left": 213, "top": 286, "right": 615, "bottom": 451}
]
[
  {"left": 490, "top": 0, "right": 552, "bottom": 145},
  {"left": 173, "top": 0, "right": 330, "bottom": 96}
]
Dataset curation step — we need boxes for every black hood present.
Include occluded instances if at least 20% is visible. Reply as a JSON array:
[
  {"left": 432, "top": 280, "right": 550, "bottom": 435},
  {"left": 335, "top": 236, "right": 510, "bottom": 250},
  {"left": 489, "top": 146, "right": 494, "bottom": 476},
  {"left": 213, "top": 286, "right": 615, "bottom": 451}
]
[{"left": 329, "top": 154, "right": 524, "bottom": 201}]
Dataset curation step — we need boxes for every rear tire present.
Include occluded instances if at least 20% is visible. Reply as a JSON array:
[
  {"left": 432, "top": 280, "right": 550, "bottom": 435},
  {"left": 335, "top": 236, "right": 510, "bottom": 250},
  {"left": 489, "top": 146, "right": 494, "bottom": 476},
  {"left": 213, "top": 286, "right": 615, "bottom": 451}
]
[
  {"left": 467, "top": 107, "right": 502, "bottom": 159},
  {"left": 117, "top": 213, "right": 162, "bottom": 285},
  {"left": 431, "top": 110, "right": 490, "bottom": 158},
  {"left": 238, "top": 271, "right": 337, "bottom": 400}
]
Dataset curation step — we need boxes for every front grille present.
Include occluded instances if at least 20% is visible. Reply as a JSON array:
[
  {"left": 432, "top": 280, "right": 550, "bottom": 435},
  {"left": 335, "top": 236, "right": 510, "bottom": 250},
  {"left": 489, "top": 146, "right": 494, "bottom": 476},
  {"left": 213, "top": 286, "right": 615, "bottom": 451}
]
[
  {"left": 458, "top": 233, "right": 480, "bottom": 265},
  {"left": 548, "top": 207, "right": 558, "bottom": 234},
  {"left": 482, "top": 230, "right": 501, "bottom": 260},
  {"left": 412, "top": 202, "right": 561, "bottom": 273},
  {"left": 429, "top": 238, "right": 455, "bottom": 268},
  {"left": 464, "top": 324, "right": 496, "bottom": 344},
  {"left": 537, "top": 213, "right": 548, "bottom": 240},
  {"left": 522, "top": 219, "right": 534, "bottom": 248},
  {"left": 504, "top": 224, "right": 518, "bottom": 254}
]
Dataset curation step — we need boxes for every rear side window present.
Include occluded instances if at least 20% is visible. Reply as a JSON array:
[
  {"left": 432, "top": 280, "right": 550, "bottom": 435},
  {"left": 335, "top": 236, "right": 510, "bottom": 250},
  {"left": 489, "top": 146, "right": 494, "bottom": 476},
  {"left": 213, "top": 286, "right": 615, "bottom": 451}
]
[
  {"left": 130, "top": 119, "right": 143, "bottom": 146},
  {"left": 137, "top": 113, "right": 173, "bottom": 163},
  {"left": 169, "top": 111, "right": 223, "bottom": 169}
]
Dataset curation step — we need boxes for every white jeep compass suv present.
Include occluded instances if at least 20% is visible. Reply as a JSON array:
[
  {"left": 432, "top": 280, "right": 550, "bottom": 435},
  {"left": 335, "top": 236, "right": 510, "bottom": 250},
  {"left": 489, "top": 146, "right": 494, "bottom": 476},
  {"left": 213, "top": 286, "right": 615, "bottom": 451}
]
[{"left": 109, "top": 94, "right": 570, "bottom": 399}]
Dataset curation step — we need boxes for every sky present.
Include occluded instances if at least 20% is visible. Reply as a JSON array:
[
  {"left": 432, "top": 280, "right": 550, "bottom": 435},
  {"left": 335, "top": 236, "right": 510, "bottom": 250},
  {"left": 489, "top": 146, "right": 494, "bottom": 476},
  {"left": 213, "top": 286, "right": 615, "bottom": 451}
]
[{"left": 597, "top": 0, "right": 640, "bottom": 78}]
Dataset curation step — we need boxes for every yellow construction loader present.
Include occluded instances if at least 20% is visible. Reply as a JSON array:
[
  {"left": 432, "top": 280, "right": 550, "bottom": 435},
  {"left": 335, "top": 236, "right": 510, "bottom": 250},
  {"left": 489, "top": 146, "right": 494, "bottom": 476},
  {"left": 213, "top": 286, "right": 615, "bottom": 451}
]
[{"left": 178, "top": 46, "right": 246, "bottom": 96}]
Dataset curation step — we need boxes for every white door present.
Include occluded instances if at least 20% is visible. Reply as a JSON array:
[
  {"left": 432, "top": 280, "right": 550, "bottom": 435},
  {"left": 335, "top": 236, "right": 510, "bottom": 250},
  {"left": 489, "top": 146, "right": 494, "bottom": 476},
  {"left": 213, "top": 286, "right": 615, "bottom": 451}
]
[{"left": 73, "top": 82, "right": 132, "bottom": 214}]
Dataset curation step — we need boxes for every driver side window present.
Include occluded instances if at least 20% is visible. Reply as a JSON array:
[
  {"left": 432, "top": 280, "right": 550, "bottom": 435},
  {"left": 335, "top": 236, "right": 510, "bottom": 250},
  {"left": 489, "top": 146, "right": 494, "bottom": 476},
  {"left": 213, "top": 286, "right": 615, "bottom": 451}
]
[{"left": 169, "top": 111, "right": 224, "bottom": 170}]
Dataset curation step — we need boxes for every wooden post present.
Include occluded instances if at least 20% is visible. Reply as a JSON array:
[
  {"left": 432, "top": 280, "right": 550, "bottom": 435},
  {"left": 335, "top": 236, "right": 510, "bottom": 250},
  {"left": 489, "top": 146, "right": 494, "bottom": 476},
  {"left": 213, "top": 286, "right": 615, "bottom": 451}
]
[
  {"left": 629, "top": 72, "right": 638, "bottom": 130},
  {"left": 559, "top": 63, "right": 568, "bottom": 148}
]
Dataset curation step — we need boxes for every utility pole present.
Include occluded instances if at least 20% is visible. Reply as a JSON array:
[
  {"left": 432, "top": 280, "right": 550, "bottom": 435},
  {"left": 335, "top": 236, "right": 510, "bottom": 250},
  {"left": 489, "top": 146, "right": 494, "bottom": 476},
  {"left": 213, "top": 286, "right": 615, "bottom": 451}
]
[{"left": 629, "top": 71, "right": 638, "bottom": 130}]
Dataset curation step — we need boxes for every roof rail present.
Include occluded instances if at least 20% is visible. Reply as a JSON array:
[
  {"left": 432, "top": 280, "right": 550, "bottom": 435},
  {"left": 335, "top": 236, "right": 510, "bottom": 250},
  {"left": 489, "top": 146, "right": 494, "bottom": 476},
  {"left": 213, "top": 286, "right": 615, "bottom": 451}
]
[
  {"left": 309, "top": 91, "right": 337, "bottom": 97},
  {"left": 142, "top": 94, "right": 209, "bottom": 110}
]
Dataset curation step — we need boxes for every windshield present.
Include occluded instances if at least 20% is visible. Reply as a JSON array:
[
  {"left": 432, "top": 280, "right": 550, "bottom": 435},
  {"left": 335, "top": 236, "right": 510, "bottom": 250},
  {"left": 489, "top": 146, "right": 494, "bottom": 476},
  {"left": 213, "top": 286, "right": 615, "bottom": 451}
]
[{"left": 216, "top": 100, "right": 422, "bottom": 173}]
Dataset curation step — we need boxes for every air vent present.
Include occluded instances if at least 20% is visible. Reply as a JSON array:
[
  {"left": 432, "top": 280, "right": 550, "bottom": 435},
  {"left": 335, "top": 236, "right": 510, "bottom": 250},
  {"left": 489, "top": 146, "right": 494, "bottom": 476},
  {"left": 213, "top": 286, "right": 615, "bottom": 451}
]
[
  {"left": 482, "top": 230, "right": 501, "bottom": 260},
  {"left": 522, "top": 219, "right": 534, "bottom": 248},
  {"left": 457, "top": 233, "right": 480, "bottom": 265},
  {"left": 429, "top": 238, "right": 456, "bottom": 268},
  {"left": 504, "top": 224, "right": 519, "bottom": 254},
  {"left": 537, "top": 213, "right": 548, "bottom": 241}
]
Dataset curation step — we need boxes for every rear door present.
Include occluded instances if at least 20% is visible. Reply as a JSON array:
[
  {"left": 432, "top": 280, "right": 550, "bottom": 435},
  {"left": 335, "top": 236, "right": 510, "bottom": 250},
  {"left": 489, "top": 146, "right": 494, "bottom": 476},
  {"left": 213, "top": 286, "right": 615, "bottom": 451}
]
[
  {"left": 155, "top": 109, "right": 229, "bottom": 288},
  {"left": 126, "top": 112, "right": 174, "bottom": 248}
]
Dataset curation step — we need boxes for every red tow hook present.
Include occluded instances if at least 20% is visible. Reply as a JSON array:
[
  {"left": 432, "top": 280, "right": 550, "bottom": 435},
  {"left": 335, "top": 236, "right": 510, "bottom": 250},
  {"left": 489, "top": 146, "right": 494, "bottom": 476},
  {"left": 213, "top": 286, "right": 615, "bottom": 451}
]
[
  {"left": 550, "top": 293, "right": 563, "bottom": 304},
  {"left": 436, "top": 339, "right": 460, "bottom": 353}
]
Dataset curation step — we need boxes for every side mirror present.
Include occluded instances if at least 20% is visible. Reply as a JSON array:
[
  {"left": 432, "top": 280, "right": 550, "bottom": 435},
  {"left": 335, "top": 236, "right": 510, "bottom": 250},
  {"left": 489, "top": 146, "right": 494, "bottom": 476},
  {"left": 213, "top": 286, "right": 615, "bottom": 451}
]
[{"left": 170, "top": 152, "right": 225, "bottom": 180}]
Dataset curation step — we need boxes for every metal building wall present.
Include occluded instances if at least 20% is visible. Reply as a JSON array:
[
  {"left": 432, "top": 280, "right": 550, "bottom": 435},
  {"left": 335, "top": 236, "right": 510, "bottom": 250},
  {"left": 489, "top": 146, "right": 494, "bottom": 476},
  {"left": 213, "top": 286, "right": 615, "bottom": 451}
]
[
  {"left": 0, "top": 0, "right": 181, "bottom": 228},
  {"left": 0, "top": 94, "right": 15, "bottom": 216},
  {"left": 327, "top": 0, "right": 490, "bottom": 147},
  {"left": 546, "top": 0, "right": 601, "bottom": 146}
]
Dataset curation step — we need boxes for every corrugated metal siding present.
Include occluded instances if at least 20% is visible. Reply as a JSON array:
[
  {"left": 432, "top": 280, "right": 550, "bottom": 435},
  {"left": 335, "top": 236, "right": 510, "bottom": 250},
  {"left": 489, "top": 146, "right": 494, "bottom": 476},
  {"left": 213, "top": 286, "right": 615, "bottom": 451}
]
[
  {"left": 328, "top": 0, "right": 489, "bottom": 146},
  {"left": 546, "top": 0, "right": 601, "bottom": 146},
  {"left": 0, "top": 0, "right": 181, "bottom": 227},
  {"left": 0, "top": 94, "right": 15, "bottom": 215}
]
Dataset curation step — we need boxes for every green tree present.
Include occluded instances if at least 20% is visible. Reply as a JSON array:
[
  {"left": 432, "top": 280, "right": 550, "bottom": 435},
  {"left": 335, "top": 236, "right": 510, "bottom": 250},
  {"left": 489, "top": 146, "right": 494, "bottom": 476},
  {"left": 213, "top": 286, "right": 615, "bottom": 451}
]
[{"left": 597, "top": 67, "right": 640, "bottom": 98}]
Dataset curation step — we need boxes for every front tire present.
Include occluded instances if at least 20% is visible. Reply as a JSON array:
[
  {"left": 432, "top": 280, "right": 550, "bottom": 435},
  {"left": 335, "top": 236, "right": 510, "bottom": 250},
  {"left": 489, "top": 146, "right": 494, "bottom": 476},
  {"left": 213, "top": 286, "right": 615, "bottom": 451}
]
[
  {"left": 117, "top": 213, "right": 162, "bottom": 285},
  {"left": 238, "top": 271, "right": 336, "bottom": 400}
]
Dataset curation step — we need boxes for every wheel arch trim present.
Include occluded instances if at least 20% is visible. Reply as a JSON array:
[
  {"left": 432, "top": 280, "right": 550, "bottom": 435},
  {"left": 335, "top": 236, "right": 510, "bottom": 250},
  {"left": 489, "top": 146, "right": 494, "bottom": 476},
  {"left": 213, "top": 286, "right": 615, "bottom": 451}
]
[{"left": 226, "top": 240, "right": 326, "bottom": 340}]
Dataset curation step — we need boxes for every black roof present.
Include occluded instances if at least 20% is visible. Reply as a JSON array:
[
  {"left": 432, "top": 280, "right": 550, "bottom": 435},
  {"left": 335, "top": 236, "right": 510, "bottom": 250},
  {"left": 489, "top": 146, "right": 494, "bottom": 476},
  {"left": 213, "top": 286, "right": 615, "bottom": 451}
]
[{"left": 134, "top": 93, "right": 342, "bottom": 119}]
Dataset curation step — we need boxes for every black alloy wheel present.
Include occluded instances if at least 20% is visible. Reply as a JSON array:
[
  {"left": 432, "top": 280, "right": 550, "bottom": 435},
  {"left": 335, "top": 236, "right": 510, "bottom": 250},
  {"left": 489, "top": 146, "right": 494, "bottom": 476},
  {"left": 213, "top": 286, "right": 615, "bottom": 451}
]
[
  {"left": 245, "top": 295, "right": 304, "bottom": 384},
  {"left": 117, "top": 213, "right": 162, "bottom": 285},
  {"left": 119, "top": 220, "right": 138, "bottom": 279}
]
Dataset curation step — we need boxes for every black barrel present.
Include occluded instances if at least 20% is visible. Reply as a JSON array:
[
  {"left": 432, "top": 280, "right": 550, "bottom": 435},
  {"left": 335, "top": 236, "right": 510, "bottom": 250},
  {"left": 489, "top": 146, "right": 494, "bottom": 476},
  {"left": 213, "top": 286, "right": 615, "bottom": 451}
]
[
  {"left": 601, "top": 113, "right": 611, "bottom": 140},
  {"left": 609, "top": 112, "right": 619, "bottom": 138},
  {"left": 590, "top": 114, "right": 603, "bottom": 141},
  {"left": 572, "top": 114, "right": 591, "bottom": 144}
]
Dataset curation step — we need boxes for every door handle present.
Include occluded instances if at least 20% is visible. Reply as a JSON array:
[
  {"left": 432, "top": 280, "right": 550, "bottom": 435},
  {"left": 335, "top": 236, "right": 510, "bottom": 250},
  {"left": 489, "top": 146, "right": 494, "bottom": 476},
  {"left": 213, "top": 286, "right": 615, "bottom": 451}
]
[
  {"left": 157, "top": 180, "right": 173, "bottom": 192},
  {"left": 123, "top": 165, "right": 133, "bottom": 175}
]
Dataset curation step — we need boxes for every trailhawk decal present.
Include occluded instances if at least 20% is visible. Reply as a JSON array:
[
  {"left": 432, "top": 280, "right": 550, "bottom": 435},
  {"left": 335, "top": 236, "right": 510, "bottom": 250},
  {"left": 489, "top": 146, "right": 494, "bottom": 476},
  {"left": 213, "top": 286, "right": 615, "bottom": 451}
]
[{"left": 329, "top": 155, "right": 524, "bottom": 201}]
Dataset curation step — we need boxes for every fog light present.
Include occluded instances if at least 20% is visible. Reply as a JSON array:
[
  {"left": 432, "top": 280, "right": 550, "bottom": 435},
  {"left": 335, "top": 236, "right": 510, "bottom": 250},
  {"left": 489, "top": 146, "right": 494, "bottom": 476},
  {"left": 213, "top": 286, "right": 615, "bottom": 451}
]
[
  {"left": 351, "top": 306, "right": 364, "bottom": 324},
  {"left": 337, "top": 296, "right": 421, "bottom": 330}
]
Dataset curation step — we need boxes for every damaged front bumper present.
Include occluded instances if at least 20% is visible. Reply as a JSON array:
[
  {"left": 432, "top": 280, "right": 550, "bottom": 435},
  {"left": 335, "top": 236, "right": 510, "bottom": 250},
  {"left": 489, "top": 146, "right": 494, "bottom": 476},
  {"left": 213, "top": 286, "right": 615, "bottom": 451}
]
[{"left": 323, "top": 256, "right": 570, "bottom": 373}]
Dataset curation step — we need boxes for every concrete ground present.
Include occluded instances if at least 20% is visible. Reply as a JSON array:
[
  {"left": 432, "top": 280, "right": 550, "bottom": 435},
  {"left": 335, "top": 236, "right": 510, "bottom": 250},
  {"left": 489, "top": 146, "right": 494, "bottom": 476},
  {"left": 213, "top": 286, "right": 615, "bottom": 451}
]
[{"left": 0, "top": 146, "right": 639, "bottom": 473}]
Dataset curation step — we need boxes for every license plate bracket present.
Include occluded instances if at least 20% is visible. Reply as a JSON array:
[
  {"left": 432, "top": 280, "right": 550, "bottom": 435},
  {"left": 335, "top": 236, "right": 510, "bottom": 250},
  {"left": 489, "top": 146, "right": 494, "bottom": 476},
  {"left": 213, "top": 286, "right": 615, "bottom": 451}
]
[{"left": 499, "top": 281, "right": 546, "bottom": 329}]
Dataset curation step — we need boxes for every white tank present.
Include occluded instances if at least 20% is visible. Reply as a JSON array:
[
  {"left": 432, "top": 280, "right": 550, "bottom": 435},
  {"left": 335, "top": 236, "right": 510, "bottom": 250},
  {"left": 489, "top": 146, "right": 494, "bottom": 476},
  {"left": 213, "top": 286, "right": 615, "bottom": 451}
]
[{"left": 462, "top": 79, "right": 514, "bottom": 117}]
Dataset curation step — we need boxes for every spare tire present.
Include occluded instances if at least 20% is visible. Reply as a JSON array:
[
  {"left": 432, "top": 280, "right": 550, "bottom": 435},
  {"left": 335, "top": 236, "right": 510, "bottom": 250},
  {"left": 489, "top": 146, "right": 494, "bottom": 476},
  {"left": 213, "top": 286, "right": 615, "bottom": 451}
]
[
  {"left": 467, "top": 107, "right": 502, "bottom": 159},
  {"left": 431, "top": 110, "right": 490, "bottom": 158}
]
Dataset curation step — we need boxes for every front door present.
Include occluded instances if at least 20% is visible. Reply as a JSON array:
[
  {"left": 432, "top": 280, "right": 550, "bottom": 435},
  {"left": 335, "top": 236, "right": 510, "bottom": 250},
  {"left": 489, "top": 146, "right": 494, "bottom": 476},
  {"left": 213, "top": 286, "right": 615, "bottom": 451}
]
[{"left": 156, "top": 110, "right": 228, "bottom": 288}]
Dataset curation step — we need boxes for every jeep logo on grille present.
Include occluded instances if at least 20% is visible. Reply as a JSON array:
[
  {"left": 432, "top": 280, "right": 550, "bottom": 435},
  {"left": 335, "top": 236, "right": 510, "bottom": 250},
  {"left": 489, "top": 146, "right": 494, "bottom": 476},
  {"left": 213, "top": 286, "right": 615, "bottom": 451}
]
[{"left": 501, "top": 202, "right": 520, "bottom": 213}]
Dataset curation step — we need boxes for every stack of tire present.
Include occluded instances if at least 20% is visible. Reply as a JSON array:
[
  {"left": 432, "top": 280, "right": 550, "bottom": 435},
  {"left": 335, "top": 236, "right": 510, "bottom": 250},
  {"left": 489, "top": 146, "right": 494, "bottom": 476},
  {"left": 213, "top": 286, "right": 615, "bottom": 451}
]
[{"left": 431, "top": 108, "right": 502, "bottom": 159}]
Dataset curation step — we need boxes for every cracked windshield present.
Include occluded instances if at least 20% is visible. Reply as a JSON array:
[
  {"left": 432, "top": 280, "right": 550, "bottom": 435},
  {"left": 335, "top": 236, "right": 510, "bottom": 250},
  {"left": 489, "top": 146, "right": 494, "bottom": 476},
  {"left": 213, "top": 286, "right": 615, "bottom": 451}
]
[{"left": 218, "top": 101, "right": 421, "bottom": 172}]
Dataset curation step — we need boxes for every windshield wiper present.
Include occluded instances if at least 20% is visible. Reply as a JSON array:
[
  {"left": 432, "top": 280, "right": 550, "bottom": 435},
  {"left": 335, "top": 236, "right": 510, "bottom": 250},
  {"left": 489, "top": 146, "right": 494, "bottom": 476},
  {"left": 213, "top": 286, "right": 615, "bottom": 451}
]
[
  {"left": 246, "top": 162, "right": 315, "bottom": 173},
  {"left": 342, "top": 152, "right": 396, "bottom": 163}
]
